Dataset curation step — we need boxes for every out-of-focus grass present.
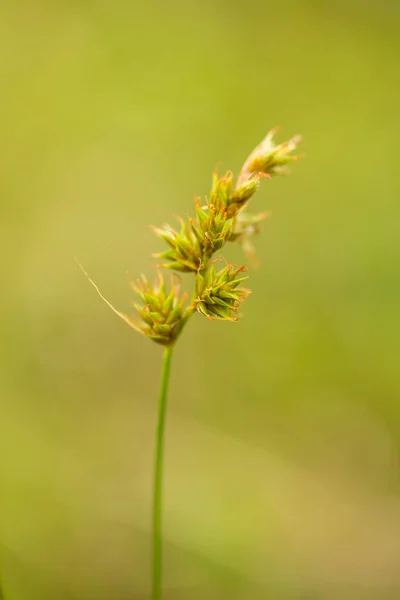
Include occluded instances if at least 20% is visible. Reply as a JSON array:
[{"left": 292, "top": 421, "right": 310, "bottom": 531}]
[{"left": 1, "top": 1, "right": 400, "bottom": 598}]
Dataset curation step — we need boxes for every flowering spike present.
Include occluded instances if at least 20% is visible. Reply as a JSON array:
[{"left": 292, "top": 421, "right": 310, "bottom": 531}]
[
  {"left": 80, "top": 128, "right": 302, "bottom": 344},
  {"left": 237, "top": 129, "right": 302, "bottom": 186},
  {"left": 132, "top": 272, "right": 189, "bottom": 345},
  {"left": 152, "top": 219, "right": 201, "bottom": 273},
  {"left": 194, "top": 262, "right": 251, "bottom": 322}
]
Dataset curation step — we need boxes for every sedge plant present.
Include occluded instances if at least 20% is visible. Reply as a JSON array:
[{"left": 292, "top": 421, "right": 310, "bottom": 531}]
[{"left": 79, "top": 129, "right": 302, "bottom": 600}]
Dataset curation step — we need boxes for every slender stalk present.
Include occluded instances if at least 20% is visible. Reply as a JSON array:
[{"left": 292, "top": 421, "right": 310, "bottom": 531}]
[{"left": 152, "top": 345, "right": 173, "bottom": 600}]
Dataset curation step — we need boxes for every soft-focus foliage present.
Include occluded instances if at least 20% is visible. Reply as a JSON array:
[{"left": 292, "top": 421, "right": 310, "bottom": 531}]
[{"left": 1, "top": 1, "right": 400, "bottom": 599}]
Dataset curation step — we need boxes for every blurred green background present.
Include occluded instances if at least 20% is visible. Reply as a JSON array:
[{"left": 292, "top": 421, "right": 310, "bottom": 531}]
[{"left": 1, "top": 0, "right": 400, "bottom": 598}]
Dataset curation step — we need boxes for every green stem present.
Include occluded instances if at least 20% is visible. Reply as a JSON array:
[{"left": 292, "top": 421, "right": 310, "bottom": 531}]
[{"left": 152, "top": 345, "right": 173, "bottom": 600}]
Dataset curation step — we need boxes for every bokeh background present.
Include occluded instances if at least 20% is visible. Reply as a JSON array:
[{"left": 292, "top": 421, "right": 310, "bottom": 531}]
[{"left": 1, "top": 1, "right": 400, "bottom": 598}]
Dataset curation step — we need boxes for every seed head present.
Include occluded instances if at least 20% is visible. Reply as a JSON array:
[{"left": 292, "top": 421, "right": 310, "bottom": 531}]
[
  {"left": 185, "top": 171, "right": 236, "bottom": 261},
  {"left": 152, "top": 218, "right": 202, "bottom": 273},
  {"left": 130, "top": 271, "right": 189, "bottom": 346},
  {"left": 237, "top": 128, "right": 302, "bottom": 187},
  {"left": 194, "top": 262, "right": 251, "bottom": 321},
  {"left": 209, "top": 169, "right": 234, "bottom": 211},
  {"left": 79, "top": 128, "right": 302, "bottom": 346},
  {"left": 228, "top": 176, "right": 263, "bottom": 212}
]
